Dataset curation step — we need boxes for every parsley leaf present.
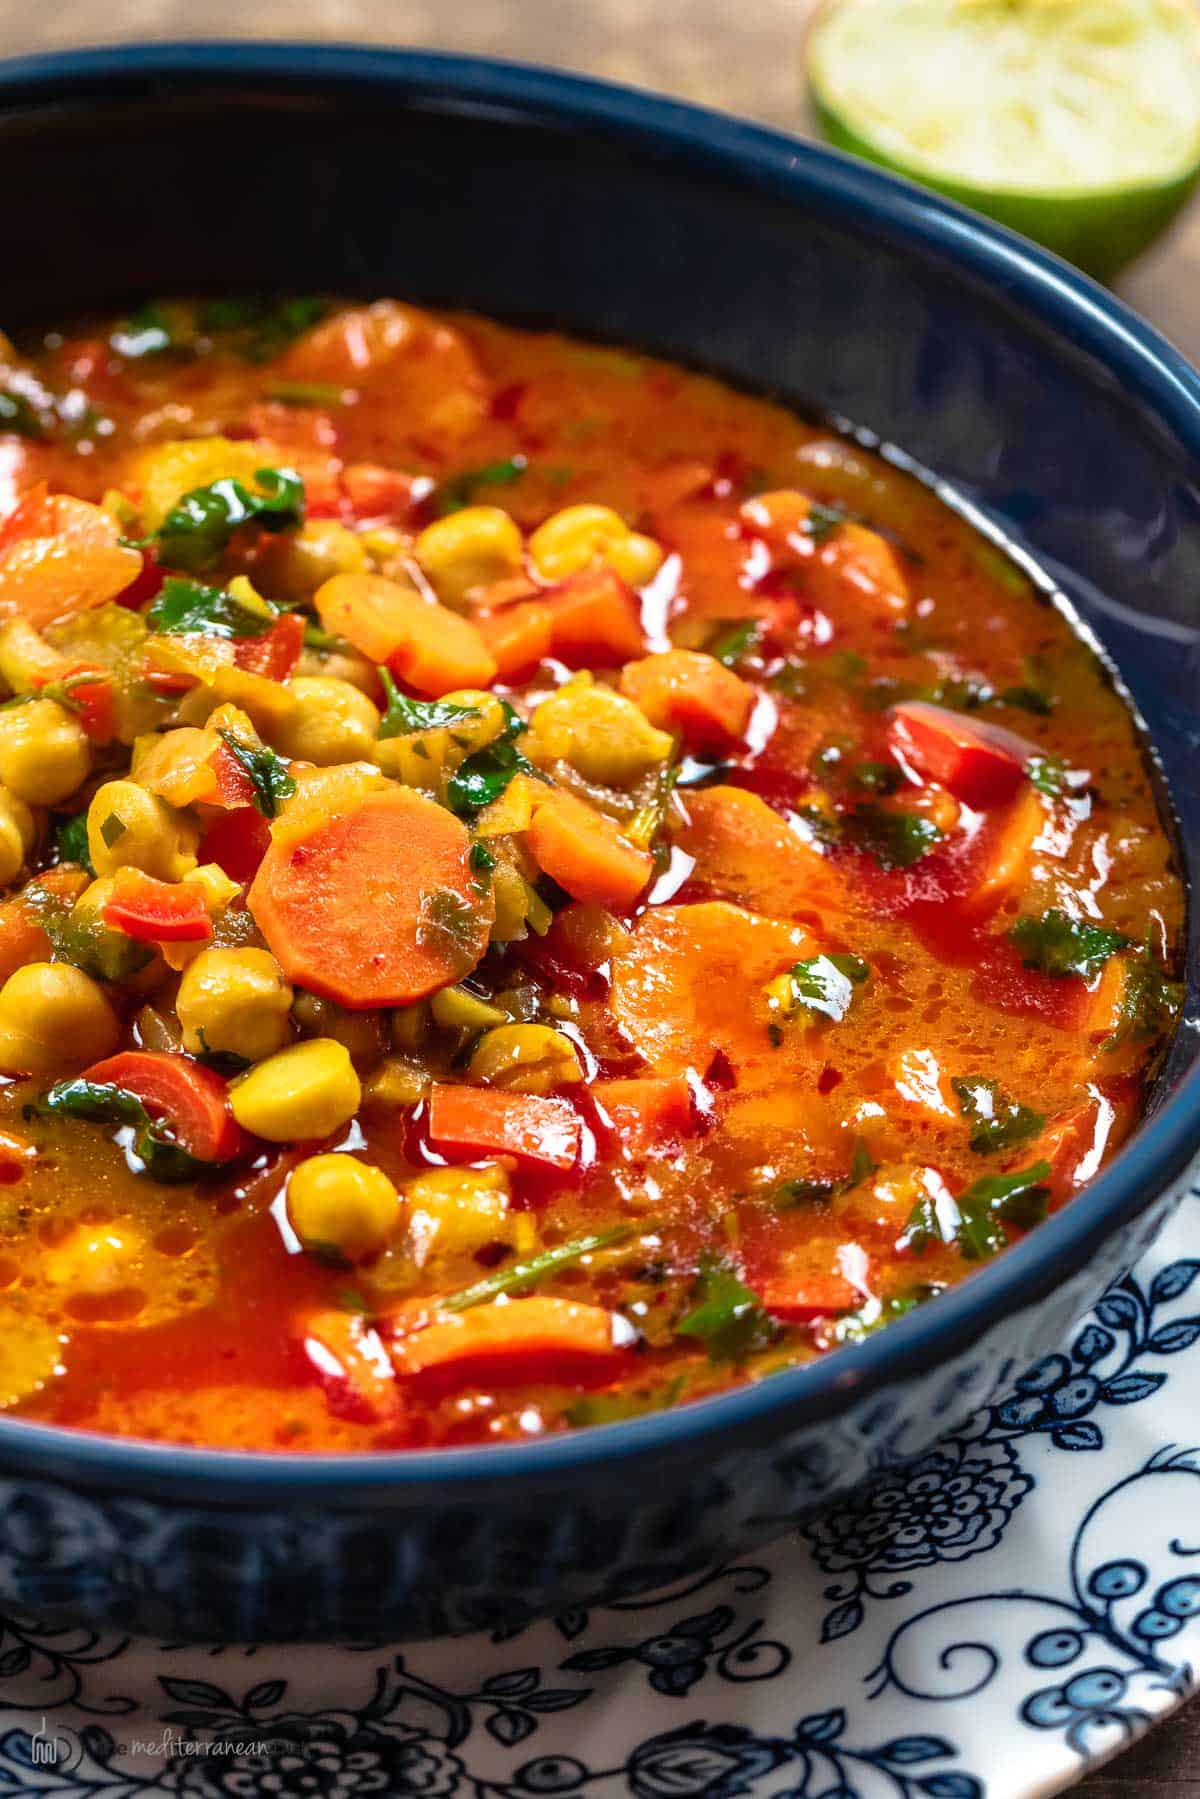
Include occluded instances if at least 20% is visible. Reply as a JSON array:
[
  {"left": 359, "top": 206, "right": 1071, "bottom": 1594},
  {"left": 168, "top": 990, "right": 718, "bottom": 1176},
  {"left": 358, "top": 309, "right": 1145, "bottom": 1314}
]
[
  {"left": 772, "top": 952, "right": 870, "bottom": 1023},
  {"left": 446, "top": 703, "right": 540, "bottom": 817},
  {"left": 216, "top": 730, "right": 296, "bottom": 819},
  {"left": 846, "top": 805, "right": 943, "bottom": 870},
  {"left": 675, "top": 1256, "right": 781, "bottom": 1363},
  {"left": 199, "top": 295, "right": 331, "bottom": 362},
  {"left": 909, "top": 1161, "right": 1052, "bottom": 1262},
  {"left": 153, "top": 467, "right": 305, "bottom": 573},
  {"left": 54, "top": 812, "right": 94, "bottom": 875},
  {"left": 32, "top": 1078, "right": 211, "bottom": 1182},
  {"left": 147, "top": 576, "right": 279, "bottom": 639},
  {"left": 109, "top": 302, "right": 186, "bottom": 359},
  {"left": 775, "top": 1137, "right": 876, "bottom": 1210},
  {"left": 853, "top": 760, "right": 901, "bottom": 794},
  {"left": 833, "top": 1284, "right": 943, "bottom": 1344},
  {"left": 437, "top": 456, "right": 527, "bottom": 516},
  {"left": 26, "top": 884, "right": 150, "bottom": 984},
  {"left": 802, "top": 501, "right": 847, "bottom": 545},
  {"left": 442, "top": 1223, "right": 640, "bottom": 1312},
  {"left": 376, "top": 668, "right": 482, "bottom": 739},
  {"left": 565, "top": 1375, "right": 686, "bottom": 1428},
  {"left": 1105, "top": 954, "right": 1184, "bottom": 1052},
  {"left": 1010, "top": 909, "right": 1128, "bottom": 978},
  {"left": 707, "top": 619, "right": 761, "bottom": 668},
  {"left": 952, "top": 1076, "right": 1045, "bottom": 1155}
]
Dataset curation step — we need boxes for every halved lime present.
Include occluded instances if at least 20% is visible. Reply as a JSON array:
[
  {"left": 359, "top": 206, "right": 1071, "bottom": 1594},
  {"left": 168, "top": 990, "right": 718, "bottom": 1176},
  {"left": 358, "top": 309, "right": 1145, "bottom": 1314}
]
[{"left": 806, "top": 0, "right": 1200, "bottom": 277}]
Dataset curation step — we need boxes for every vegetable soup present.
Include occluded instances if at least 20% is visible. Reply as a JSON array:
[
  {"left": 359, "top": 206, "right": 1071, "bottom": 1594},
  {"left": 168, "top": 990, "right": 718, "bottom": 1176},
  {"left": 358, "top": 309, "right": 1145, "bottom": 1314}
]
[{"left": 0, "top": 297, "right": 1183, "bottom": 1447}]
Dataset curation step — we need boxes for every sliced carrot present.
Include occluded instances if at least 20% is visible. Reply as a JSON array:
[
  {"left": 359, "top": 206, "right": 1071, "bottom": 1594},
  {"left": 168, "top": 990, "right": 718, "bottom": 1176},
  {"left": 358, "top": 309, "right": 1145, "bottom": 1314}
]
[
  {"left": 426, "top": 1083, "right": 581, "bottom": 1172},
  {"left": 889, "top": 701, "right": 1033, "bottom": 808},
  {"left": 297, "top": 1307, "right": 401, "bottom": 1425},
  {"left": 544, "top": 567, "right": 647, "bottom": 666},
  {"left": 620, "top": 649, "right": 754, "bottom": 752},
  {"left": 0, "top": 485, "right": 142, "bottom": 629},
  {"left": 526, "top": 787, "right": 653, "bottom": 911},
  {"left": 248, "top": 786, "right": 492, "bottom": 1008},
  {"left": 966, "top": 786, "right": 1046, "bottom": 914},
  {"left": 82, "top": 1050, "right": 248, "bottom": 1162},
  {"left": 198, "top": 807, "right": 271, "bottom": 883},
  {"left": 808, "top": 521, "right": 910, "bottom": 619},
  {"left": 759, "top": 1270, "right": 859, "bottom": 1323},
  {"left": 388, "top": 1296, "right": 631, "bottom": 1376},
  {"left": 102, "top": 869, "right": 213, "bottom": 944},
  {"left": 738, "top": 488, "right": 823, "bottom": 558},
  {"left": 673, "top": 785, "right": 847, "bottom": 924},
  {"left": 232, "top": 611, "right": 305, "bottom": 682},
  {"left": 477, "top": 598, "right": 554, "bottom": 678},
  {"left": 315, "top": 571, "right": 497, "bottom": 695},
  {"left": 591, "top": 1075, "right": 695, "bottom": 1153}
]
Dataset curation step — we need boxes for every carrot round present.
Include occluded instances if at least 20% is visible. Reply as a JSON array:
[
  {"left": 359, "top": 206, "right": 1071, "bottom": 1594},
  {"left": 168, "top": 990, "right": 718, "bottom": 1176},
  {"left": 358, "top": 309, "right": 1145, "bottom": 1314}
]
[
  {"left": 315, "top": 571, "right": 497, "bottom": 695},
  {"left": 526, "top": 787, "right": 653, "bottom": 912},
  {"left": 82, "top": 1050, "right": 247, "bottom": 1163},
  {"left": 426, "top": 1083, "right": 581, "bottom": 1173},
  {"left": 248, "top": 786, "right": 492, "bottom": 1008},
  {"left": 388, "top": 1296, "right": 634, "bottom": 1377}
]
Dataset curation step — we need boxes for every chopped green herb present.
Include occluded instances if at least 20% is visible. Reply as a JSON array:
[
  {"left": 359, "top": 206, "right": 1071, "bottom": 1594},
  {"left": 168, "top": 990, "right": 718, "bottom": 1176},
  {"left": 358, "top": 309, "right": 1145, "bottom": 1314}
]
[
  {"left": 626, "top": 759, "right": 679, "bottom": 853},
  {"left": 775, "top": 1136, "right": 876, "bottom": 1210},
  {"left": 0, "top": 390, "right": 45, "bottom": 437},
  {"left": 199, "top": 295, "right": 330, "bottom": 362},
  {"left": 707, "top": 619, "right": 761, "bottom": 668},
  {"left": 565, "top": 1375, "right": 686, "bottom": 1427},
  {"left": 771, "top": 952, "right": 870, "bottom": 1024},
  {"left": 264, "top": 380, "right": 345, "bottom": 408},
  {"left": 442, "top": 1223, "right": 641, "bottom": 1312},
  {"left": 834, "top": 1284, "right": 942, "bottom": 1343},
  {"left": 31, "top": 1078, "right": 211, "bottom": 1182},
  {"left": 437, "top": 456, "right": 528, "bottom": 516},
  {"left": 99, "top": 813, "right": 126, "bottom": 849},
  {"left": 954, "top": 1161, "right": 1053, "bottom": 1259},
  {"left": 998, "top": 683, "right": 1053, "bottom": 716},
  {"left": 27, "top": 884, "right": 151, "bottom": 984},
  {"left": 147, "top": 576, "right": 279, "bottom": 639},
  {"left": 1104, "top": 953, "right": 1184, "bottom": 1052},
  {"left": 0, "top": 670, "right": 104, "bottom": 716},
  {"left": 1027, "top": 754, "right": 1069, "bottom": 798},
  {"left": 846, "top": 804, "right": 942, "bottom": 870},
  {"left": 376, "top": 668, "right": 481, "bottom": 740},
  {"left": 469, "top": 841, "right": 497, "bottom": 877},
  {"left": 54, "top": 812, "right": 94, "bottom": 874},
  {"left": 109, "top": 303, "right": 186, "bottom": 359},
  {"left": 1010, "top": 909, "right": 1128, "bottom": 978},
  {"left": 446, "top": 703, "right": 541, "bottom": 817},
  {"left": 334, "top": 1287, "right": 370, "bottom": 1314},
  {"left": 952, "top": 1075, "right": 1045, "bottom": 1154},
  {"left": 153, "top": 467, "right": 305, "bottom": 573},
  {"left": 853, "top": 759, "right": 901, "bottom": 794},
  {"left": 675, "top": 1256, "right": 781, "bottom": 1363},
  {"left": 802, "top": 501, "right": 847, "bottom": 545},
  {"left": 216, "top": 730, "right": 296, "bottom": 820}
]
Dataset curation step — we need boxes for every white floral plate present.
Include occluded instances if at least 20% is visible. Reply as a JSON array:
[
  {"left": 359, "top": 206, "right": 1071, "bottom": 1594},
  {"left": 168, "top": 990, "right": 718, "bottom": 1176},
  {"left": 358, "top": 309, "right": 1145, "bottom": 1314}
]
[{"left": 3, "top": 1179, "right": 1200, "bottom": 1799}]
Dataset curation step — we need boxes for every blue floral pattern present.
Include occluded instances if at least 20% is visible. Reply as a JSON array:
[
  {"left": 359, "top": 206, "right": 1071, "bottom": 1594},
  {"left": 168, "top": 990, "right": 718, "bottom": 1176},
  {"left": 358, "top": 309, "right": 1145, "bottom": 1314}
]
[{"left": 0, "top": 1177, "right": 1197, "bottom": 1799}]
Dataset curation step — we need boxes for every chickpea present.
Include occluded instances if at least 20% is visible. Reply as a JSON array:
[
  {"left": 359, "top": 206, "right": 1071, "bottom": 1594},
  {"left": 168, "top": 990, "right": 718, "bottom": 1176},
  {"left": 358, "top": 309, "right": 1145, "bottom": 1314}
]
[
  {"left": 0, "top": 698, "right": 91, "bottom": 806},
  {"left": 264, "top": 519, "right": 368, "bottom": 601},
  {"left": 177, "top": 947, "right": 294, "bottom": 1063},
  {"left": 230, "top": 1038, "right": 361, "bottom": 1141},
  {"left": 362, "top": 1056, "right": 430, "bottom": 1109},
  {"left": 525, "top": 679, "right": 672, "bottom": 787},
  {"left": 467, "top": 1023, "right": 584, "bottom": 1094},
  {"left": 291, "top": 990, "right": 385, "bottom": 1071},
  {"left": 414, "top": 506, "right": 524, "bottom": 608},
  {"left": 402, "top": 1162, "right": 535, "bottom": 1266},
  {"left": 286, "top": 1153, "right": 401, "bottom": 1264},
  {"left": 0, "top": 962, "right": 119, "bottom": 1077},
  {"left": 528, "top": 504, "right": 664, "bottom": 587},
  {"left": 272, "top": 676, "right": 380, "bottom": 766},
  {"left": 374, "top": 687, "right": 508, "bottom": 787},
  {"left": 87, "top": 780, "right": 199, "bottom": 882},
  {"left": 0, "top": 784, "right": 35, "bottom": 887}
]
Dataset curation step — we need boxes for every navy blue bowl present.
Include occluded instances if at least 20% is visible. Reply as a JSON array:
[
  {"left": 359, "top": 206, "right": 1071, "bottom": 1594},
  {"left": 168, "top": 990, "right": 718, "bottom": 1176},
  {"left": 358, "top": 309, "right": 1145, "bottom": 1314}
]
[{"left": 0, "top": 43, "right": 1196, "bottom": 1643}]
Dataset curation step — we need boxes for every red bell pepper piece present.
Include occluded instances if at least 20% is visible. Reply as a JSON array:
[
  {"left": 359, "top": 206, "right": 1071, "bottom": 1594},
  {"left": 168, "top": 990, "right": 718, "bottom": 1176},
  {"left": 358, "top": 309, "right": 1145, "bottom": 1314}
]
[
  {"left": 81, "top": 1050, "right": 248, "bottom": 1163},
  {"left": 198, "top": 806, "right": 271, "bottom": 882},
  {"left": 232, "top": 611, "right": 305, "bottom": 681},
  {"left": 426, "top": 1083, "right": 581, "bottom": 1173},
  {"left": 102, "top": 868, "right": 213, "bottom": 943},
  {"left": 32, "top": 662, "right": 116, "bottom": 743},
  {"left": 887, "top": 701, "right": 1033, "bottom": 808}
]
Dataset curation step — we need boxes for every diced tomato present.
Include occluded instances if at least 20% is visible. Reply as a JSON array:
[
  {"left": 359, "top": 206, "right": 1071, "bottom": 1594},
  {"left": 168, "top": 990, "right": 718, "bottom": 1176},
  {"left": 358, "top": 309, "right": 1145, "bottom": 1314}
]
[
  {"left": 297, "top": 1308, "right": 401, "bottom": 1425},
  {"left": 426, "top": 1083, "right": 581, "bottom": 1173},
  {"left": 590, "top": 1075, "right": 696, "bottom": 1152},
  {"left": 759, "top": 1271, "right": 859, "bottom": 1322},
  {"left": 102, "top": 868, "right": 213, "bottom": 944},
  {"left": 888, "top": 702, "right": 1033, "bottom": 808},
  {"left": 208, "top": 742, "right": 260, "bottom": 810},
  {"left": 232, "top": 611, "right": 305, "bottom": 681},
  {"left": 80, "top": 1050, "right": 249, "bottom": 1163},
  {"left": 198, "top": 806, "right": 271, "bottom": 882},
  {"left": 340, "top": 462, "right": 421, "bottom": 523},
  {"left": 112, "top": 548, "right": 166, "bottom": 612}
]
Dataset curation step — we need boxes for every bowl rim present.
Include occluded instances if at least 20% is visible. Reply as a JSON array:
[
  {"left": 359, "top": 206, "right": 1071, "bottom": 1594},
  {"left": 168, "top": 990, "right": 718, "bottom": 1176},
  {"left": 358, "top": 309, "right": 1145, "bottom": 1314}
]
[{"left": 0, "top": 38, "right": 1196, "bottom": 1499}]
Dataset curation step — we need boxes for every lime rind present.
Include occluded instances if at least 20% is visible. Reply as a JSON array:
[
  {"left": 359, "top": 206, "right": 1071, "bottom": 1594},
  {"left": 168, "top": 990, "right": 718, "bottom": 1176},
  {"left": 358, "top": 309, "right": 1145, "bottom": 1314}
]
[{"left": 807, "top": 0, "right": 1200, "bottom": 277}]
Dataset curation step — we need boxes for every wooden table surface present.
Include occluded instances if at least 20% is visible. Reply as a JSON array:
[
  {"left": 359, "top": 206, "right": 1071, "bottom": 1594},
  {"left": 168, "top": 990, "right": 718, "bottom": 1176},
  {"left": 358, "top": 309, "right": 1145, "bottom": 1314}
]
[{"left": 0, "top": 0, "right": 1197, "bottom": 1789}]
